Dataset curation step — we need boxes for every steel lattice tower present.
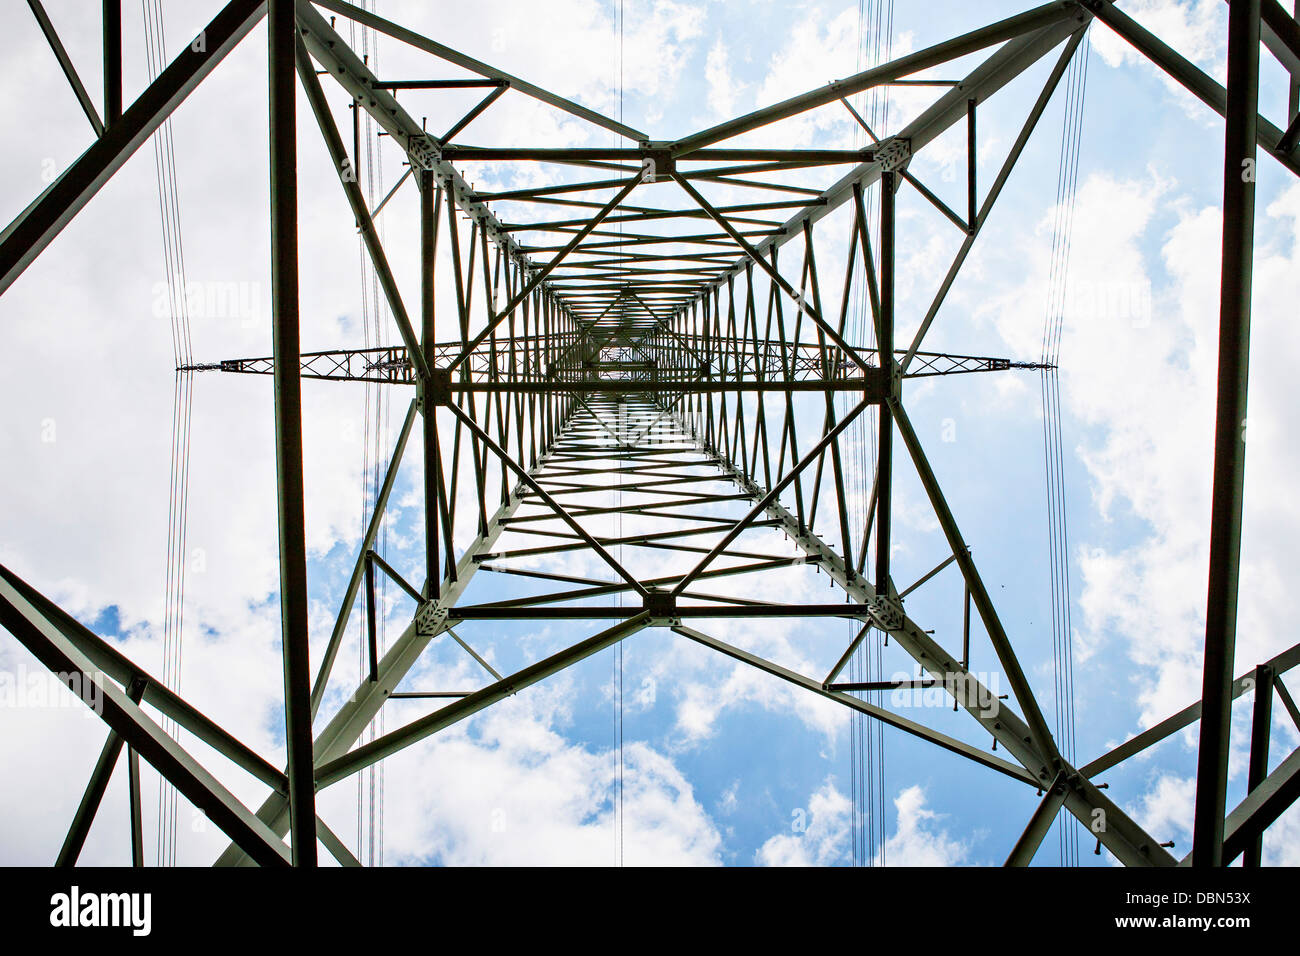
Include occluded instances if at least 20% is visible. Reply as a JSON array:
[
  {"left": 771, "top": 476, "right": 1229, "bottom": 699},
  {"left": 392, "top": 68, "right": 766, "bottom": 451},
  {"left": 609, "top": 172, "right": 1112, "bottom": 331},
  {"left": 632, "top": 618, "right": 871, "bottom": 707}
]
[{"left": 2, "top": 0, "right": 1299, "bottom": 868}]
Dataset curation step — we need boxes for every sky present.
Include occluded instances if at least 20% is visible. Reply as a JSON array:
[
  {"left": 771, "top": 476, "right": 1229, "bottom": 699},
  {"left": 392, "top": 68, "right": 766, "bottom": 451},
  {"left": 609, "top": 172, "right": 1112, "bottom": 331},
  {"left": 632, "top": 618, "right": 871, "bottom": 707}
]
[{"left": 1, "top": 0, "right": 1299, "bottom": 867}]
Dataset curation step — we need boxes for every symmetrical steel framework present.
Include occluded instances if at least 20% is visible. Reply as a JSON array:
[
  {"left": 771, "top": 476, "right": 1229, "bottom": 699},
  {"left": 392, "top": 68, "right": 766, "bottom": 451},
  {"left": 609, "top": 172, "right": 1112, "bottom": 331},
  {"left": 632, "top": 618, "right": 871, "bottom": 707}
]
[{"left": 4, "top": 0, "right": 1300, "bottom": 867}]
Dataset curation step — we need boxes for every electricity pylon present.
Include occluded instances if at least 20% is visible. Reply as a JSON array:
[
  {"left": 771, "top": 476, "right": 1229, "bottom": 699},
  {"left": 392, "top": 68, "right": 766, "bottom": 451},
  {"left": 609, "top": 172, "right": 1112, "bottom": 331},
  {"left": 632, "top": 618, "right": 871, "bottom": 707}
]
[{"left": 2, "top": 0, "right": 1298, "bottom": 868}]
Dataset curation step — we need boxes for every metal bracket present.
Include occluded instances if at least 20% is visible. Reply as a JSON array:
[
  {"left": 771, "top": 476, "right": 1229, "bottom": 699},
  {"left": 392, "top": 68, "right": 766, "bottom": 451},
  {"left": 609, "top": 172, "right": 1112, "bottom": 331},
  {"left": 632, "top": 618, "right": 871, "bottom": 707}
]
[
  {"left": 408, "top": 133, "right": 440, "bottom": 171},
  {"left": 870, "top": 594, "right": 905, "bottom": 632},
  {"left": 640, "top": 142, "right": 675, "bottom": 183},
  {"left": 414, "top": 600, "right": 448, "bottom": 636},
  {"left": 875, "top": 136, "right": 912, "bottom": 172},
  {"left": 644, "top": 588, "right": 679, "bottom": 625},
  {"left": 426, "top": 366, "right": 452, "bottom": 406}
]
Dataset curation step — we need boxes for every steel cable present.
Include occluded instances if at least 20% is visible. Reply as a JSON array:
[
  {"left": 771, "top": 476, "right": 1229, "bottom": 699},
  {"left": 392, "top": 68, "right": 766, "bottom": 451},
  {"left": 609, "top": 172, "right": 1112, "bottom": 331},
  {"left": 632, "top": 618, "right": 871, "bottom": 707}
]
[
  {"left": 1040, "top": 28, "right": 1090, "bottom": 868},
  {"left": 144, "top": 0, "right": 191, "bottom": 867}
]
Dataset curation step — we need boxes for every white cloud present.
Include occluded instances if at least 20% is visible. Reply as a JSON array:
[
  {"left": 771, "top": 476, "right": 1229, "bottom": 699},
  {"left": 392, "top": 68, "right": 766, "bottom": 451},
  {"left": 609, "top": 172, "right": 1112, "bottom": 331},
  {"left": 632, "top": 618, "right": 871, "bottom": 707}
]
[
  {"left": 671, "top": 635, "right": 847, "bottom": 746},
  {"left": 1262, "top": 801, "right": 1300, "bottom": 866},
  {"left": 876, "top": 784, "right": 971, "bottom": 866},
  {"left": 386, "top": 0, "right": 703, "bottom": 133},
  {"left": 705, "top": 35, "right": 745, "bottom": 119},
  {"left": 756, "top": 778, "right": 852, "bottom": 865},
  {"left": 756, "top": 780, "right": 970, "bottom": 866},
  {"left": 740, "top": 5, "right": 888, "bottom": 150},
  {"left": 1131, "top": 772, "right": 1195, "bottom": 850},
  {"left": 755, "top": 7, "right": 861, "bottom": 108},
  {"left": 372, "top": 683, "right": 723, "bottom": 866}
]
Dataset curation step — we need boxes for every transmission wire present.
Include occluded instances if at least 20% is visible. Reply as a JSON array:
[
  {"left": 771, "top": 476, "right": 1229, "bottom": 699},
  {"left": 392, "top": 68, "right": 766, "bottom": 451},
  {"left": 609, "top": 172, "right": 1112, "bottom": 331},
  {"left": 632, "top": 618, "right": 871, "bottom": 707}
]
[
  {"left": 144, "top": 0, "right": 192, "bottom": 868},
  {"left": 847, "top": 0, "right": 891, "bottom": 867},
  {"left": 1040, "top": 28, "right": 1090, "bottom": 868}
]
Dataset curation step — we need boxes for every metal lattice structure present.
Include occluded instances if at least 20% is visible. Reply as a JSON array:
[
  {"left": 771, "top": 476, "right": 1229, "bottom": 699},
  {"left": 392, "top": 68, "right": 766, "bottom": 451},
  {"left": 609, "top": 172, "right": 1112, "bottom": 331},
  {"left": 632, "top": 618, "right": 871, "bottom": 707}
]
[{"left": 3, "top": 0, "right": 1300, "bottom": 868}]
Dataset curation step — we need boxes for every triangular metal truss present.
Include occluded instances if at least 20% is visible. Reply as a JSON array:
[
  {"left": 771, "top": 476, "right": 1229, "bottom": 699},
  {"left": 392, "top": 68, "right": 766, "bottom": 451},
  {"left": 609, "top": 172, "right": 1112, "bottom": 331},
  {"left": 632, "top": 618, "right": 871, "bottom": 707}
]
[{"left": 3, "top": 0, "right": 1299, "bottom": 868}]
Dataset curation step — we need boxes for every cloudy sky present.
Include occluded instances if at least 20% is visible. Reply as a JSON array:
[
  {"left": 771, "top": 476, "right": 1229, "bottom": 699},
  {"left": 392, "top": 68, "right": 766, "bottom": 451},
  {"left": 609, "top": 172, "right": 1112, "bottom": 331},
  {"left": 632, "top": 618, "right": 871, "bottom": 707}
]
[{"left": 1, "top": 0, "right": 1299, "bottom": 867}]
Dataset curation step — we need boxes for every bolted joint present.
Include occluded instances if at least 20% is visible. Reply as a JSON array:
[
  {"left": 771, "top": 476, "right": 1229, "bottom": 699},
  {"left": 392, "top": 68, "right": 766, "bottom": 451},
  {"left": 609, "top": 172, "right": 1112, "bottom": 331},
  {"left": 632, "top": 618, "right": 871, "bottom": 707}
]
[
  {"left": 875, "top": 136, "right": 911, "bottom": 173},
  {"left": 639, "top": 142, "right": 676, "bottom": 183},
  {"left": 863, "top": 366, "right": 895, "bottom": 403},
  {"left": 424, "top": 366, "right": 452, "bottom": 407},
  {"left": 870, "top": 594, "right": 904, "bottom": 632},
  {"left": 887, "top": 363, "right": 902, "bottom": 401},
  {"left": 643, "top": 588, "right": 677, "bottom": 623},
  {"left": 414, "top": 600, "right": 448, "bottom": 637},
  {"left": 409, "top": 133, "right": 440, "bottom": 170}
]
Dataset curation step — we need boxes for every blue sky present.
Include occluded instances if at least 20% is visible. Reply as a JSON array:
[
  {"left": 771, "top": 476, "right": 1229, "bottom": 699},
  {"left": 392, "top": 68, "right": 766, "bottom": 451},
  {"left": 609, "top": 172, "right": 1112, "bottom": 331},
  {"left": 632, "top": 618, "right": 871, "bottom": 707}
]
[{"left": 2, "top": 0, "right": 1299, "bottom": 867}]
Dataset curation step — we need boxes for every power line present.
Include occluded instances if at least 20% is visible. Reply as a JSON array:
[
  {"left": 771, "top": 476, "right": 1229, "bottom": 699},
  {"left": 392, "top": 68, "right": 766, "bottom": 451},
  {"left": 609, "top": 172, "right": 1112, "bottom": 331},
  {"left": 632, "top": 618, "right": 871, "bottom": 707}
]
[
  {"left": 848, "top": 0, "right": 892, "bottom": 868},
  {"left": 353, "top": 0, "right": 389, "bottom": 867},
  {"left": 1040, "top": 27, "right": 1090, "bottom": 868},
  {"left": 144, "top": 0, "right": 192, "bottom": 868}
]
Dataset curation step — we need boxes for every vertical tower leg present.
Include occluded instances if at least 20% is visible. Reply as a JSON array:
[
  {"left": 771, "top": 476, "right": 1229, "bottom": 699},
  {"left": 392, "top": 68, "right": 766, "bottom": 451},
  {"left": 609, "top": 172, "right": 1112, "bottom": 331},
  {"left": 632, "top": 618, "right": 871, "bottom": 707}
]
[
  {"left": 876, "top": 169, "right": 896, "bottom": 597},
  {"left": 269, "top": 0, "right": 316, "bottom": 867},
  {"left": 1193, "top": 0, "right": 1260, "bottom": 868},
  {"left": 421, "top": 168, "right": 439, "bottom": 598},
  {"left": 1243, "top": 663, "right": 1273, "bottom": 866},
  {"left": 102, "top": 0, "right": 121, "bottom": 125}
]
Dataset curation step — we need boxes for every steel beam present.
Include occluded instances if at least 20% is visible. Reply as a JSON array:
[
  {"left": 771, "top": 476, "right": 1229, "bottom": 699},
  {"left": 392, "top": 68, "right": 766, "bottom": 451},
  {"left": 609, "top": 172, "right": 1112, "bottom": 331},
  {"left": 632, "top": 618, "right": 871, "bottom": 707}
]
[
  {"left": 1080, "top": 640, "right": 1300, "bottom": 778},
  {"left": 900, "top": 28, "right": 1087, "bottom": 370},
  {"left": 446, "top": 400, "right": 648, "bottom": 597},
  {"left": 1004, "top": 771, "right": 1069, "bottom": 866},
  {"left": 876, "top": 169, "right": 896, "bottom": 597},
  {"left": 3, "top": 0, "right": 1255, "bottom": 871},
  {"left": 0, "top": 0, "right": 266, "bottom": 294},
  {"left": 463, "top": 379, "right": 884, "bottom": 395},
  {"left": 448, "top": 178, "right": 641, "bottom": 372},
  {"left": 294, "top": 35, "right": 429, "bottom": 381},
  {"left": 665, "top": 406, "right": 1172, "bottom": 865},
  {"left": 0, "top": 562, "right": 291, "bottom": 793},
  {"left": 310, "top": 0, "right": 647, "bottom": 141},
  {"left": 1277, "top": 675, "right": 1300, "bottom": 729},
  {"left": 1202, "top": 745, "right": 1300, "bottom": 865},
  {"left": 673, "top": 624, "right": 1035, "bottom": 785},
  {"left": 127, "top": 745, "right": 143, "bottom": 866},
  {"left": 1087, "top": 0, "right": 1300, "bottom": 176},
  {"left": 658, "top": 14, "right": 1087, "bottom": 339},
  {"left": 670, "top": 1, "right": 1079, "bottom": 156},
  {"left": 314, "top": 614, "right": 652, "bottom": 787},
  {"left": 103, "top": 0, "right": 122, "bottom": 125},
  {"left": 56, "top": 676, "right": 147, "bottom": 866},
  {"left": 1258, "top": 0, "right": 1300, "bottom": 78},
  {"left": 669, "top": 399, "right": 871, "bottom": 596},
  {"left": 0, "top": 575, "right": 291, "bottom": 867},
  {"left": 1192, "top": 0, "right": 1260, "bottom": 869},
  {"left": 216, "top": 448, "right": 554, "bottom": 865},
  {"left": 268, "top": 0, "right": 315, "bottom": 867},
  {"left": 27, "top": 0, "right": 104, "bottom": 137},
  {"left": 421, "top": 168, "right": 439, "bottom": 598},
  {"left": 310, "top": 399, "right": 419, "bottom": 717},
  {"left": 670, "top": 172, "right": 874, "bottom": 374},
  {"left": 1243, "top": 663, "right": 1274, "bottom": 866},
  {"left": 294, "top": 2, "right": 580, "bottom": 338},
  {"left": 889, "top": 400, "right": 1061, "bottom": 770}
]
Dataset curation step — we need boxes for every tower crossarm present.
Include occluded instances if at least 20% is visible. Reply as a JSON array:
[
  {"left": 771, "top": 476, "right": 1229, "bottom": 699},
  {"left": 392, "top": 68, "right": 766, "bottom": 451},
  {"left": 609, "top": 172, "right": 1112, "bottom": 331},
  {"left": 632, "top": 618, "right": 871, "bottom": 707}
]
[{"left": 181, "top": 343, "right": 1050, "bottom": 389}]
